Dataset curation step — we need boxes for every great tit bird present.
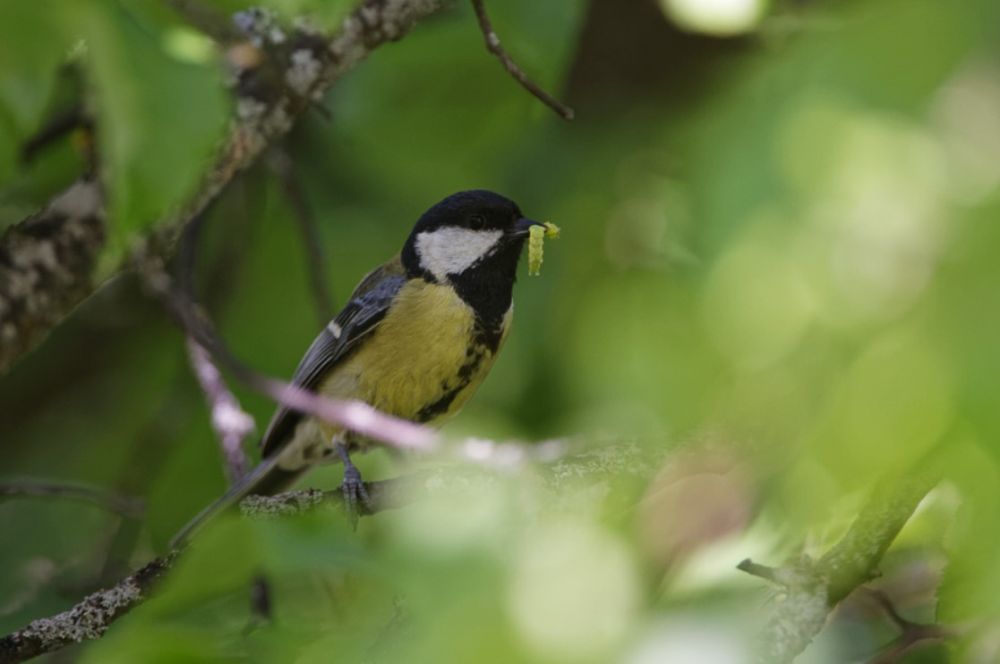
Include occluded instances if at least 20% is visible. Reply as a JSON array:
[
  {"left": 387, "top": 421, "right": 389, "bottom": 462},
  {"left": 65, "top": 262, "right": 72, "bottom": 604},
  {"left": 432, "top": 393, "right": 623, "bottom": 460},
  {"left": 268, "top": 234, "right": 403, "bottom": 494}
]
[{"left": 173, "top": 190, "right": 545, "bottom": 546}]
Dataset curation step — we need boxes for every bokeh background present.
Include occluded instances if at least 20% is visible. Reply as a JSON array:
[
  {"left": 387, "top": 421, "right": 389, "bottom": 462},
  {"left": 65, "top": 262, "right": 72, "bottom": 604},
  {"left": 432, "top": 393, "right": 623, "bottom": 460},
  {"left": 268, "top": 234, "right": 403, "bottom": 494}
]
[{"left": 2, "top": 0, "right": 1000, "bottom": 661}]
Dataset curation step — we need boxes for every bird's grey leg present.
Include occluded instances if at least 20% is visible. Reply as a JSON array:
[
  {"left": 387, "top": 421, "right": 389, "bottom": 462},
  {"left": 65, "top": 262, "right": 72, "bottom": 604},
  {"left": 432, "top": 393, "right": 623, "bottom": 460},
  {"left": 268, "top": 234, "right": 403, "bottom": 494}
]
[{"left": 335, "top": 435, "right": 372, "bottom": 526}]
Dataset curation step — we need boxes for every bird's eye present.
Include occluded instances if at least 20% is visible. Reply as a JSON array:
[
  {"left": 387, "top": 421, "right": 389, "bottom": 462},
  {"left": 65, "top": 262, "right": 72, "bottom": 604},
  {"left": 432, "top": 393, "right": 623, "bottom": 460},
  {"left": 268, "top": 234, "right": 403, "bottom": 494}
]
[{"left": 469, "top": 214, "right": 487, "bottom": 230}]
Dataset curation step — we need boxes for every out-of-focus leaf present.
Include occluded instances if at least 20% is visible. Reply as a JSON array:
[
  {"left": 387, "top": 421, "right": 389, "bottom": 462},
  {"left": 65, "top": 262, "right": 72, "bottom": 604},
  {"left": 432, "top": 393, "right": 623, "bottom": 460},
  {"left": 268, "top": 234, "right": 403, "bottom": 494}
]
[
  {"left": 63, "top": 0, "right": 228, "bottom": 246},
  {"left": 0, "top": 1, "right": 73, "bottom": 184},
  {"left": 81, "top": 624, "right": 230, "bottom": 664},
  {"left": 199, "top": 0, "right": 354, "bottom": 30}
]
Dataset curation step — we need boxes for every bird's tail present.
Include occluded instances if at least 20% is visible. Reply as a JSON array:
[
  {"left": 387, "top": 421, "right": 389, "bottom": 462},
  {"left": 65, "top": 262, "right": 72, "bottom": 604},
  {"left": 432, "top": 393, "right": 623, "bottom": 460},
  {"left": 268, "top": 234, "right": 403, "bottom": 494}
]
[{"left": 170, "top": 456, "right": 304, "bottom": 549}]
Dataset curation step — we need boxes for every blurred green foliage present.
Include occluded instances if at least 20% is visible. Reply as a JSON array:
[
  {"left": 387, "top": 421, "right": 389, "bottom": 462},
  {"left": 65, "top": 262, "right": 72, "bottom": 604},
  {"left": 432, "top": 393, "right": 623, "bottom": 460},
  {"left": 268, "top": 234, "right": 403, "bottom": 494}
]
[{"left": 2, "top": 0, "right": 1000, "bottom": 661}]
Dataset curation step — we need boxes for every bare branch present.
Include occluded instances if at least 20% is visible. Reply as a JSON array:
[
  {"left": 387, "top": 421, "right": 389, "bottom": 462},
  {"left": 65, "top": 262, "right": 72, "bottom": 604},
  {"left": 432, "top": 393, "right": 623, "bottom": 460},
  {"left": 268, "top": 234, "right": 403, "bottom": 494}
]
[
  {"left": 175, "top": 174, "right": 254, "bottom": 485},
  {"left": 0, "top": 180, "right": 105, "bottom": 375},
  {"left": 470, "top": 0, "right": 575, "bottom": 120},
  {"left": 0, "top": 554, "right": 175, "bottom": 664},
  {"left": 865, "top": 588, "right": 918, "bottom": 632},
  {"left": 0, "top": 479, "right": 143, "bottom": 519},
  {"left": 736, "top": 558, "right": 780, "bottom": 583},
  {"left": 20, "top": 106, "right": 92, "bottom": 165},
  {"left": 0, "top": 440, "right": 652, "bottom": 662},
  {"left": 0, "top": 474, "right": 397, "bottom": 664},
  {"left": 240, "top": 442, "right": 654, "bottom": 520},
  {"left": 269, "top": 148, "right": 335, "bottom": 323},
  {"left": 0, "top": 0, "right": 444, "bottom": 377},
  {"left": 865, "top": 588, "right": 954, "bottom": 664},
  {"left": 139, "top": 251, "right": 438, "bottom": 451},
  {"left": 185, "top": 338, "right": 254, "bottom": 483},
  {"left": 240, "top": 476, "right": 412, "bottom": 518},
  {"left": 738, "top": 471, "right": 941, "bottom": 663}
]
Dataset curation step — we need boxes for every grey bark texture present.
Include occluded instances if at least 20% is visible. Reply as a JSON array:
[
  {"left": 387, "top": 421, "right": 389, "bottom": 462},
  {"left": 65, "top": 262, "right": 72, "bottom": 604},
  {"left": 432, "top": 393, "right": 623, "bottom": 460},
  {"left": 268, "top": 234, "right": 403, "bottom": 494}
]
[
  {"left": 0, "top": 0, "right": 442, "bottom": 377},
  {"left": 0, "top": 181, "right": 105, "bottom": 374},
  {"left": 0, "top": 442, "right": 650, "bottom": 663}
]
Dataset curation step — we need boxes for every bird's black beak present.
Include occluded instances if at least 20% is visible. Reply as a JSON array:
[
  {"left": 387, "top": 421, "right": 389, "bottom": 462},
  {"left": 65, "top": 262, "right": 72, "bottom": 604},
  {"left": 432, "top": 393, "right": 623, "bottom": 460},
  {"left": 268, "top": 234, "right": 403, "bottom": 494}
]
[{"left": 511, "top": 217, "right": 545, "bottom": 238}]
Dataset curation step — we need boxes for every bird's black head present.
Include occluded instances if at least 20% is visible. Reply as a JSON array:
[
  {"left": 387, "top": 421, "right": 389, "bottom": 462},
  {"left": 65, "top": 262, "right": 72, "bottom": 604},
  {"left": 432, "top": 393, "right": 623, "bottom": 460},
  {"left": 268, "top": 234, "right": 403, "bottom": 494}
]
[
  {"left": 401, "top": 190, "right": 543, "bottom": 282},
  {"left": 401, "top": 190, "right": 544, "bottom": 333}
]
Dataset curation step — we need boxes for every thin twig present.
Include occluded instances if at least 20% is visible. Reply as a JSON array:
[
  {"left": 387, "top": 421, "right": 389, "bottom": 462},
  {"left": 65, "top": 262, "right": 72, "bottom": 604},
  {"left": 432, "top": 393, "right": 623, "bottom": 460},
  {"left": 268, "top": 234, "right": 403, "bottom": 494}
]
[
  {"left": 737, "top": 471, "right": 941, "bottom": 663},
  {"left": 139, "top": 250, "right": 438, "bottom": 451},
  {"left": 0, "top": 480, "right": 143, "bottom": 519},
  {"left": 176, "top": 191, "right": 254, "bottom": 484},
  {"left": 865, "top": 588, "right": 917, "bottom": 632},
  {"left": 470, "top": 0, "right": 575, "bottom": 120},
  {"left": 185, "top": 338, "right": 254, "bottom": 483},
  {"left": 736, "top": 558, "right": 780, "bottom": 583},
  {"left": 269, "top": 148, "right": 335, "bottom": 323},
  {"left": 0, "top": 0, "right": 444, "bottom": 378},
  {"left": 864, "top": 588, "right": 953, "bottom": 664},
  {"left": 20, "top": 106, "right": 91, "bottom": 164}
]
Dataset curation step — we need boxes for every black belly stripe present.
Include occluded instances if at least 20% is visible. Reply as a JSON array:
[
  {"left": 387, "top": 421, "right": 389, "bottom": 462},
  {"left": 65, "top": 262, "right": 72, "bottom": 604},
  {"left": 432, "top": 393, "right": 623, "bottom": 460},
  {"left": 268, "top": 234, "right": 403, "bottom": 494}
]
[
  {"left": 473, "top": 322, "right": 505, "bottom": 353},
  {"left": 416, "top": 346, "right": 487, "bottom": 422}
]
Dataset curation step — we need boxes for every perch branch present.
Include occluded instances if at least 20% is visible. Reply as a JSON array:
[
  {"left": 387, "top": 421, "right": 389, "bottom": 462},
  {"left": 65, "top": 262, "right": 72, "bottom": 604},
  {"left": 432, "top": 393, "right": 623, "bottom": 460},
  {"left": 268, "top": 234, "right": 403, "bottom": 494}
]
[
  {"left": 737, "top": 471, "right": 941, "bottom": 663},
  {"left": 470, "top": 0, "right": 574, "bottom": 120},
  {"left": 0, "top": 0, "right": 443, "bottom": 377},
  {"left": 0, "top": 442, "right": 649, "bottom": 663}
]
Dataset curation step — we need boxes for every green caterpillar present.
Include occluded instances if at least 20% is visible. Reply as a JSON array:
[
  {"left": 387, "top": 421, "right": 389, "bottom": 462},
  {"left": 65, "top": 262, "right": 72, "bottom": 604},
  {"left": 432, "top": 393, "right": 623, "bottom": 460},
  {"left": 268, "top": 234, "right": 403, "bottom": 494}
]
[{"left": 528, "top": 222, "right": 560, "bottom": 276}]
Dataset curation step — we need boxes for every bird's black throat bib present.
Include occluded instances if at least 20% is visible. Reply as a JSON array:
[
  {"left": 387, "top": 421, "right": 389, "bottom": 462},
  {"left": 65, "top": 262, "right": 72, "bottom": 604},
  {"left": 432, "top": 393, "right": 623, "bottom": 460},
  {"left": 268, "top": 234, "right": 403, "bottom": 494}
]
[{"left": 447, "top": 239, "right": 523, "bottom": 351}]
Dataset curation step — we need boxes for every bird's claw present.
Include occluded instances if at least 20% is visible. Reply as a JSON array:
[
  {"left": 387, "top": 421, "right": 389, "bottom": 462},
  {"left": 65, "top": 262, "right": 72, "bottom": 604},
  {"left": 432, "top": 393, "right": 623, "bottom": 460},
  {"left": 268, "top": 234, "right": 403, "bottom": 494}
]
[{"left": 341, "top": 460, "right": 372, "bottom": 529}]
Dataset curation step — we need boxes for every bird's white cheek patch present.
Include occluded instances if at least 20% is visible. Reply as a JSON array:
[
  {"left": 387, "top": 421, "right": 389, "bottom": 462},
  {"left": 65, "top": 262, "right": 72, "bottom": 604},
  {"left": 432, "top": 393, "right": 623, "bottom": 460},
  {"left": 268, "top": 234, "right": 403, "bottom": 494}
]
[{"left": 416, "top": 227, "right": 503, "bottom": 281}]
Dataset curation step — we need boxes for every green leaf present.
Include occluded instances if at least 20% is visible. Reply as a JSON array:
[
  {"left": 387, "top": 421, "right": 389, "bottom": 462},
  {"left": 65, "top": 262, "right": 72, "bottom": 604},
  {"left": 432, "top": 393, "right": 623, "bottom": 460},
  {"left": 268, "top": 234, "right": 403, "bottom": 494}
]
[
  {"left": 65, "top": 0, "right": 229, "bottom": 243},
  {"left": 0, "top": 0, "right": 74, "bottom": 184},
  {"left": 200, "top": 0, "right": 355, "bottom": 30}
]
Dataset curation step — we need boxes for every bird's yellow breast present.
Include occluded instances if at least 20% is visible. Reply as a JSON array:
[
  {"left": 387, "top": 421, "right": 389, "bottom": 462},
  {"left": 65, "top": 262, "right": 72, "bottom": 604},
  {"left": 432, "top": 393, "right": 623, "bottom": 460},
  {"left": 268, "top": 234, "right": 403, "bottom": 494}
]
[{"left": 317, "top": 279, "right": 511, "bottom": 430}]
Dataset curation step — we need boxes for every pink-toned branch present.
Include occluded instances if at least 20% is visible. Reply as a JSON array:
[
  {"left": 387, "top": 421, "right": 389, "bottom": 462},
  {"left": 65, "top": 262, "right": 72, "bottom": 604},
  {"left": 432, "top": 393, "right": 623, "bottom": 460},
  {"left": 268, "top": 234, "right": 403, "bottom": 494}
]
[{"left": 185, "top": 338, "right": 254, "bottom": 483}]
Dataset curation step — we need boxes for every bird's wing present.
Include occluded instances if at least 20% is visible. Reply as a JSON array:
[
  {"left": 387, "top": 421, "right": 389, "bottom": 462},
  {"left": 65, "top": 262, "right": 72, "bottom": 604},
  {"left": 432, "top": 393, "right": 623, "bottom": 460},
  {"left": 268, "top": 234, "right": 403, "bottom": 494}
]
[{"left": 259, "top": 255, "right": 407, "bottom": 458}]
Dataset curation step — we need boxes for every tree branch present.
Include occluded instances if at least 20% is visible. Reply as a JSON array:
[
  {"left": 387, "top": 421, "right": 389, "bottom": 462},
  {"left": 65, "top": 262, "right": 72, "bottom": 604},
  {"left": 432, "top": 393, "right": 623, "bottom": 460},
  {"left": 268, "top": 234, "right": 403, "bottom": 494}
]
[
  {"left": 0, "top": 474, "right": 394, "bottom": 664},
  {"left": 0, "top": 554, "right": 175, "bottom": 664},
  {"left": 20, "top": 106, "right": 92, "bottom": 165},
  {"left": 737, "top": 471, "right": 941, "bottom": 663},
  {"left": 0, "top": 479, "right": 143, "bottom": 519},
  {"left": 185, "top": 338, "right": 254, "bottom": 483},
  {"left": 0, "top": 180, "right": 105, "bottom": 375},
  {"left": 0, "top": 441, "right": 649, "bottom": 661},
  {"left": 470, "top": 0, "right": 575, "bottom": 120},
  {"left": 865, "top": 588, "right": 953, "bottom": 664},
  {"left": 0, "top": 442, "right": 650, "bottom": 663},
  {"left": 138, "top": 250, "right": 438, "bottom": 451},
  {"left": 0, "top": 0, "right": 443, "bottom": 377}
]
